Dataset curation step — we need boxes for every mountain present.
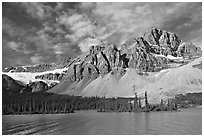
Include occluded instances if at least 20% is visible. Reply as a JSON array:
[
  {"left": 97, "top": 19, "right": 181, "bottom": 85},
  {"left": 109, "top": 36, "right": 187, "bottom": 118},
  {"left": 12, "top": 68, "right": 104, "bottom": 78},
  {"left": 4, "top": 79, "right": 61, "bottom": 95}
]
[
  {"left": 2, "top": 58, "right": 72, "bottom": 91},
  {"left": 2, "top": 74, "right": 54, "bottom": 94},
  {"left": 2, "top": 66, "right": 69, "bottom": 86},
  {"left": 3, "top": 58, "right": 71, "bottom": 73},
  {"left": 2, "top": 74, "right": 25, "bottom": 94},
  {"left": 2, "top": 27, "right": 202, "bottom": 104}
]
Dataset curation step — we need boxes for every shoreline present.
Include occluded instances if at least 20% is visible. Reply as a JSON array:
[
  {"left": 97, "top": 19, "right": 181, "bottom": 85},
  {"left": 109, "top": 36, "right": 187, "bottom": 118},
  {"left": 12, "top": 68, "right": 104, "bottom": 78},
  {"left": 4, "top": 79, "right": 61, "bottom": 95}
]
[{"left": 2, "top": 106, "right": 201, "bottom": 116}]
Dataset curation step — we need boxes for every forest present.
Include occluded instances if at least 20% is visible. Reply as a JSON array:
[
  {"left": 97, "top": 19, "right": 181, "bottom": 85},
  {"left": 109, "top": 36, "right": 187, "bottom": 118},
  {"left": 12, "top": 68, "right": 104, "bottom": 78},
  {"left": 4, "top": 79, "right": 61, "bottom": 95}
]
[{"left": 2, "top": 90, "right": 202, "bottom": 115}]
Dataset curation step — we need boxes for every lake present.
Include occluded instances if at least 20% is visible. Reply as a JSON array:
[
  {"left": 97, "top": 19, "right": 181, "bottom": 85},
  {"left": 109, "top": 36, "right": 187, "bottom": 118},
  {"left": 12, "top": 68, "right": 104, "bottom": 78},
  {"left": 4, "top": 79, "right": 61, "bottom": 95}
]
[{"left": 2, "top": 107, "right": 202, "bottom": 135}]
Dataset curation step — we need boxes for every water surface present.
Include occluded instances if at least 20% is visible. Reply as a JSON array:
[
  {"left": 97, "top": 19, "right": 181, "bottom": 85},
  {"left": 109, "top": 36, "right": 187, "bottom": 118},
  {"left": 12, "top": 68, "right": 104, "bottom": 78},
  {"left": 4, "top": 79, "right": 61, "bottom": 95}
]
[{"left": 2, "top": 108, "right": 202, "bottom": 135}]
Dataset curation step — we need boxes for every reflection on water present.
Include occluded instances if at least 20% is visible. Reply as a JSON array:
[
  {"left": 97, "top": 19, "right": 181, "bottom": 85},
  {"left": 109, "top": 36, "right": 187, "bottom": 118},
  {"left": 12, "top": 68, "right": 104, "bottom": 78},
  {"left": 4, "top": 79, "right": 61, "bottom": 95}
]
[{"left": 2, "top": 108, "right": 202, "bottom": 135}]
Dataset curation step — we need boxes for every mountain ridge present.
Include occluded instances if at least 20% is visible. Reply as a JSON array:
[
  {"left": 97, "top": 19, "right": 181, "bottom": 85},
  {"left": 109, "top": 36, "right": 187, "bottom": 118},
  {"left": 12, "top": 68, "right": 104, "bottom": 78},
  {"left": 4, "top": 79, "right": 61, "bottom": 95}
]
[{"left": 2, "top": 27, "right": 202, "bottom": 103}]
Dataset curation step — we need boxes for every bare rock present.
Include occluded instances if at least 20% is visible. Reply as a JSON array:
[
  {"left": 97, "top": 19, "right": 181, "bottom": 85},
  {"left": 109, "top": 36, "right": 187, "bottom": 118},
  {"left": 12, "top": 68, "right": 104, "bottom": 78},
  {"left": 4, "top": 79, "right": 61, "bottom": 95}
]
[{"left": 28, "top": 81, "right": 48, "bottom": 92}]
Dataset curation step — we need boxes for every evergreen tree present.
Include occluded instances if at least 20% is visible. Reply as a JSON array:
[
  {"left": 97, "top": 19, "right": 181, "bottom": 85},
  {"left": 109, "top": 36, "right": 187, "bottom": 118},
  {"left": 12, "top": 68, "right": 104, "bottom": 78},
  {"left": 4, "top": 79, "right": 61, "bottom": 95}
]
[
  {"left": 138, "top": 97, "right": 141, "bottom": 108},
  {"left": 145, "top": 91, "right": 148, "bottom": 109},
  {"left": 134, "top": 92, "right": 138, "bottom": 110}
]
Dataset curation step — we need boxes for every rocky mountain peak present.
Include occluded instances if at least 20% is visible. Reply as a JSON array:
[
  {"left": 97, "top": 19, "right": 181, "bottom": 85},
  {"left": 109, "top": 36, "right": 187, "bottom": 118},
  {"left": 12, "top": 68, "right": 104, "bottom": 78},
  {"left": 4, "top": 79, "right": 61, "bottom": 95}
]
[
  {"left": 143, "top": 28, "right": 181, "bottom": 56},
  {"left": 143, "top": 27, "right": 163, "bottom": 45},
  {"left": 3, "top": 27, "right": 202, "bottom": 98}
]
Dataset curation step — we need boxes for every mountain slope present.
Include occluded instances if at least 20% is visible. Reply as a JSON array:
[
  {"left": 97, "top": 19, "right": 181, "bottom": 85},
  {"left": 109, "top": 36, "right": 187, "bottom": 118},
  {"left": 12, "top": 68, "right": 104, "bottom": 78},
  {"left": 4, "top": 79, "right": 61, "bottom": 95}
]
[
  {"left": 81, "top": 68, "right": 150, "bottom": 97},
  {"left": 140, "top": 57, "right": 202, "bottom": 104}
]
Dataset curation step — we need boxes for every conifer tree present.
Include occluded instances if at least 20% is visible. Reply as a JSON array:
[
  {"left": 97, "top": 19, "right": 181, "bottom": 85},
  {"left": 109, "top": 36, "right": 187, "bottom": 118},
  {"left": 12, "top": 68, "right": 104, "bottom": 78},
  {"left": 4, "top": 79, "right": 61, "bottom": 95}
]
[{"left": 145, "top": 91, "right": 148, "bottom": 109}]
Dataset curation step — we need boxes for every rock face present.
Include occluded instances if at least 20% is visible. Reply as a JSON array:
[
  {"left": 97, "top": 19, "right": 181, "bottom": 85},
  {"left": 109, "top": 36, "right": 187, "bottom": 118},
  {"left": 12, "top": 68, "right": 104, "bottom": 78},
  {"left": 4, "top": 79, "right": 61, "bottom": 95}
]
[
  {"left": 121, "top": 37, "right": 170, "bottom": 72},
  {"left": 143, "top": 28, "right": 181, "bottom": 56},
  {"left": 28, "top": 81, "right": 49, "bottom": 92},
  {"left": 35, "top": 73, "right": 65, "bottom": 81},
  {"left": 176, "top": 42, "right": 202, "bottom": 58}
]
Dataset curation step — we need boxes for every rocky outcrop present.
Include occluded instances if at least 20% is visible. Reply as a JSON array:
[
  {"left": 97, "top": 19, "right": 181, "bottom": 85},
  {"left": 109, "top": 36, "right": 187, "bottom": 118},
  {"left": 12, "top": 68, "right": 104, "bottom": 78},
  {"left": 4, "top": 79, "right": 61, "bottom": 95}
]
[
  {"left": 28, "top": 81, "right": 48, "bottom": 92},
  {"left": 104, "top": 45, "right": 120, "bottom": 68},
  {"left": 82, "top": 63, "right": 99, "bottom": 80},
  {"left": 35, "top": 73, "right": 65, "bottom": 81},
  {"left": 192, "top": 63, "right": 202, "bottom": 70},
  {"left": 176, "top": 42, "right": 202, "bottom": 58},
  {"left": 121, "top": 37, "right": 169, "bottom": 72}
]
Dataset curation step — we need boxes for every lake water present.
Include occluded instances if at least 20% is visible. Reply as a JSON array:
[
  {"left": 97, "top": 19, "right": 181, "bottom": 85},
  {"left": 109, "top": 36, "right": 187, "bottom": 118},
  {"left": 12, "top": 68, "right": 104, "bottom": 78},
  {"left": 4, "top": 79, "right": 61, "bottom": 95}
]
[{"left": 2, "top": 108, "right": 202, "bottom": 135}]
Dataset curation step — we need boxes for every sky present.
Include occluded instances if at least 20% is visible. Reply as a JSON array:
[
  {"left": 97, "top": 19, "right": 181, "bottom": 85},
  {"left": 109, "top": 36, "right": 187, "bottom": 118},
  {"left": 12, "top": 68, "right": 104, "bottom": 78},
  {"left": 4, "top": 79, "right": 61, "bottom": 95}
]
[{"left": 2, "top": 2, "right": 202, "bottom": 68}]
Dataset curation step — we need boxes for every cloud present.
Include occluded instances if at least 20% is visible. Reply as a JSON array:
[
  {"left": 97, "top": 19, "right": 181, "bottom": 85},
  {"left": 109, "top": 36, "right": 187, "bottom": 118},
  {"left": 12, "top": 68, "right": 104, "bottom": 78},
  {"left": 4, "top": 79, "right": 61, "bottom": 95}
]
[
  {"left": 58, "top": 12, "right": 96, "bottom": 43},
  {"left": 57, "top": 13, "right": 83, "bottom": 27},
  {"left": 53, "top": 45, "right": 64, "bottom": 55},
  {"left": 3, "top": 17, "right": 39, "bottom": 55},
  {"left": 20, "top": 2, "right": 52, "bottom": 20},
  {"left": 7, "top": 41, "right": 23, "bottom": 52},
  {"left": 30, "top": 55, "right": 43, "bottom": 64},
  {"left": 92, "top": 3, "right": 158, "bottom": 44},
  {"left": 185, "top": 29, "right": 202, "bottom": 47},
  {"left": 91, "top": 2, "right": 202, "bottom": 46},
  {"left": 2, "top": 17, "right": 28, "bottom": 38},
  {"left": 55, "top": 2, "right": 81, "bottom": 11},
  {"left": 80, "top": 2, "right": 96, "bottom": 9},
  {"left": 78, "top": 37, "right": 100, "bottom": 52}
]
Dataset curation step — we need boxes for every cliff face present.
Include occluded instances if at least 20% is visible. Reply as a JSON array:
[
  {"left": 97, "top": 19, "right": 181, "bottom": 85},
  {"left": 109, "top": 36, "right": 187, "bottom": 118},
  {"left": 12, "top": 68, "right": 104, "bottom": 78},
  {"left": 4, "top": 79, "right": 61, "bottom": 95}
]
[{"left": 143, "top": 28, "right": 181, "bottom": 56}]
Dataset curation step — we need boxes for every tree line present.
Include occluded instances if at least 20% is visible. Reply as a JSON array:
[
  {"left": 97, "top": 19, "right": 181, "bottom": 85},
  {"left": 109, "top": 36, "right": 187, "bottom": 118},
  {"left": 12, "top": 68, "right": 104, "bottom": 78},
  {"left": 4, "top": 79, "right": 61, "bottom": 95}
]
[{"left": 2, "top": 91, "right": 201, "bottom": 115}]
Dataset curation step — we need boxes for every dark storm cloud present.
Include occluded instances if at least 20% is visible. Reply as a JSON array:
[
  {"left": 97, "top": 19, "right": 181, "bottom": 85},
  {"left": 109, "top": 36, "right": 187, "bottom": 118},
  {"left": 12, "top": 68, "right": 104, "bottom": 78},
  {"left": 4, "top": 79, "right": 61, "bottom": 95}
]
[
  {"left": 2, "top": 2, "right": 42, "bottom": 27},
  {"left": 2, "top": 2, "right": 202, "bottom": 68}
]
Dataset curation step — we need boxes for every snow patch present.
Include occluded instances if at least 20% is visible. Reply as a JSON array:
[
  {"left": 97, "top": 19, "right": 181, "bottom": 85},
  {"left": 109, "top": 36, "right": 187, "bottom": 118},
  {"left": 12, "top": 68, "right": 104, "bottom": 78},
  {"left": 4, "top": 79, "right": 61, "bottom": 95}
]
[
  {"left": 153, "top": 53, "right": 183, "bottom": 61},
  {"left": 154, "top": 54, "right": 166, "bottom": 58},
  {"left": 167, "top": 55, "right": 183, "bottom": 60},
  {"left": 154, "top": 69, "right": 171, "bottom": 78}
]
